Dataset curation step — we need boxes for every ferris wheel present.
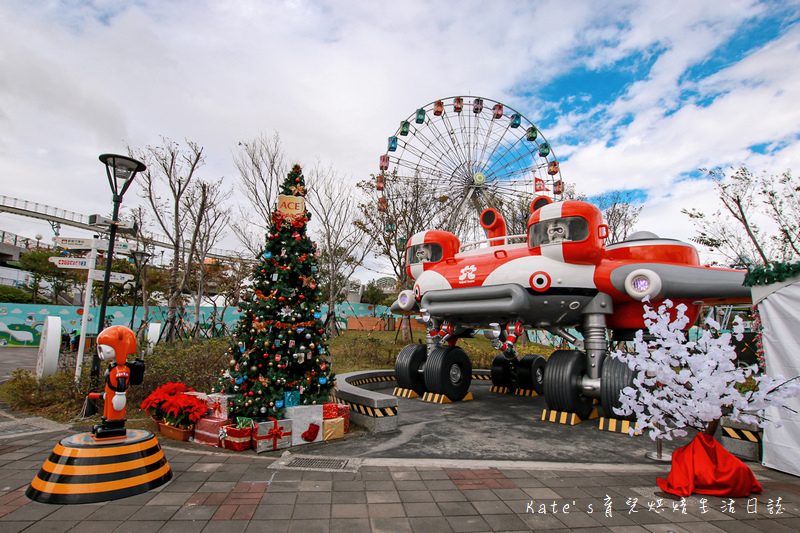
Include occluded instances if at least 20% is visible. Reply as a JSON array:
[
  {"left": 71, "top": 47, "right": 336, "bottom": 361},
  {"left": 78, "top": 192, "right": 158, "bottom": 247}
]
[{"left": 377, "top": 96, "right": 564, "bottom": 240}]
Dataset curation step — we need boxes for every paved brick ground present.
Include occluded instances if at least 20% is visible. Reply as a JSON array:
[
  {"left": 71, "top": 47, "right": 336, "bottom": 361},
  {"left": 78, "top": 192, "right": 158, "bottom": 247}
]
[
  {"left": 2, "top": 346, "right": 800, "bottom": 532},
  {"left": 0, "top": 422, "right": 799, "bottom": 532}
]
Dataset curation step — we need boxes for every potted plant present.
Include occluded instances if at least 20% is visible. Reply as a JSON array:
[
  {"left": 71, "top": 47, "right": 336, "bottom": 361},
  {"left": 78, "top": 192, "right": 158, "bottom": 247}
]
[
  {"left": 158, "top": 393, "right": 209, "bottom": 441},
  {"left": 140, "top": 382, "right": 191, "bottom": 423}
]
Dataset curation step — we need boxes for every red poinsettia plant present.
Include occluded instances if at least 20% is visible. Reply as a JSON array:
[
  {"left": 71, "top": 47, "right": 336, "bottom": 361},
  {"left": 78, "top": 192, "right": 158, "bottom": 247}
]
[
  {"left": 140, "top": 382, "right": 191, "bottom": 421},
  {"left": 162, "top": 393, "right": 208, "bottom": 430}
]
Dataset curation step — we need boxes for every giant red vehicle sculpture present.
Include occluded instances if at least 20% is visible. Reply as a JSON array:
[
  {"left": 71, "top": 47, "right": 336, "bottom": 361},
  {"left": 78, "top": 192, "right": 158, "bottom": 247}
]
[{"left": 391, "top": 196, "right": 752, "bottom": 420}]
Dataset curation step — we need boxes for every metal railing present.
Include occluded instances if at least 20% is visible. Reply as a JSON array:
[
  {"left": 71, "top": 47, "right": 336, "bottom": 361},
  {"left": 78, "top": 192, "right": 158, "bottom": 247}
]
[
  {"left": 1, "top": 229, "right": 52, "bottom": 250},
  {"left": 0, "top": 195, "right": 245, "bottom": 261}
]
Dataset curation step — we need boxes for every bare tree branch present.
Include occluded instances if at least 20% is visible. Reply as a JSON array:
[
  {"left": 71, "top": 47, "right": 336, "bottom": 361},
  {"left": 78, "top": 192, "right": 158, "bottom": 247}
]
[{"left": 306, "top": 163, "right": 373, "bottom": 334}]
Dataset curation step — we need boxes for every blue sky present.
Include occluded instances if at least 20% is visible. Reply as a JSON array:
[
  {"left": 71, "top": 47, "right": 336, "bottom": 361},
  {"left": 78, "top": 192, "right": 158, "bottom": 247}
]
[{"left": 2, "top": 0, "right": 800, "bottom": 275}]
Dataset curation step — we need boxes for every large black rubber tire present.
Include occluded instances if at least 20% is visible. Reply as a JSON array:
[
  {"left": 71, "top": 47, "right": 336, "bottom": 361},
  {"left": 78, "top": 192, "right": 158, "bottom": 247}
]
[
  {"left": 423, "top": 345, "right": 472, "bottom": 401},
  {"left": 543, "top": 350, "right": 594, "bottom": 420},
  {"left": 490, "top": 353, "right": 517, "bottom": 390},
  {"left": 600, "top": 356, "right": 637, "bottom": 421},
  {"left": 518, "top": 353, "right": 546, "bottom": 394},
  {"left": 395, "top": 344, "right": 428, "bottom": 395}
]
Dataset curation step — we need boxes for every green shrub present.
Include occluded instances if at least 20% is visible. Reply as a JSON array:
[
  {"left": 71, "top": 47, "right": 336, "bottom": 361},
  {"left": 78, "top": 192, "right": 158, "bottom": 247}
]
[
  {"left": 0, "top": 368, "right": 92, "bottom": 422},
  {"left": 0, "top": 285, "right": 35, "bottom": 303},
  {"left": 0, "top": 331, "right": 556, "bottom": 423},
  {"left": 327, "top": 330, "right": 553, "bottom": 374},
  {"left": 128, "top": 337, "right": 231, "bottom": 407},
  {"left": 328, "top": 332, "right": 399, "bottom": 374}
]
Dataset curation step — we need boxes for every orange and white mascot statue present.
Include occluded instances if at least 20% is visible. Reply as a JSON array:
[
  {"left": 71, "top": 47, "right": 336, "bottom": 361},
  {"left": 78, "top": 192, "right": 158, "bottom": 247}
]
[{"left": 90, "top": 326, "right": 138, "bottom": 440}]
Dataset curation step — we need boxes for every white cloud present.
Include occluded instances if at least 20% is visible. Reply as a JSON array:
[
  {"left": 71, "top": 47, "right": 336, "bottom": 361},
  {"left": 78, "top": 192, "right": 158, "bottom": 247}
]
[{"left": 0, "top": 0, "right": 798, "bottom": 276}]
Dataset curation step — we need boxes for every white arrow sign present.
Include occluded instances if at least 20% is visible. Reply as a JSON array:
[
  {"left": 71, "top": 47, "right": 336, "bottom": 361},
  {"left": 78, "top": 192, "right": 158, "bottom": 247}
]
[
  {"left": 54, "top": 237, "right": 134, "bottom": 255},
  {"left": 90, "top": 271, "right": 135, "bottom": 284},
  {"left": 55, "top": 237, "right": 95, "bottom": 249},
  {"left": 49, "top": 257, "right": 91, "bottom": 269}
]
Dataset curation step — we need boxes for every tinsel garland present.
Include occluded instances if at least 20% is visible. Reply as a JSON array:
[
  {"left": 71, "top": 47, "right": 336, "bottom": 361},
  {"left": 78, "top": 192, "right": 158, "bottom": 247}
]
[{"left": 743, "top": 261, "right": 800, "bottom": 287}]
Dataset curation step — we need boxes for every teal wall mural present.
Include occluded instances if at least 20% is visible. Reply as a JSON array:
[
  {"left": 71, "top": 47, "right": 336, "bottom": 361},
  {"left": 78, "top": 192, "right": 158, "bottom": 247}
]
[{"left": 0, "top": 301, "right": 394, "bottom": 347}]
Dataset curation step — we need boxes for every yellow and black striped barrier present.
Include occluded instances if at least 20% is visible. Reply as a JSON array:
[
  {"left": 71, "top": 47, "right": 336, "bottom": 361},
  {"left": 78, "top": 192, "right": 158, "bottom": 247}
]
[
  {"left": 472, "top": 374, "right": 491, "bottom": 380},
  {"left": 598, "top": 417, "right": 642, "bottom": 435},
  {"left": 722, "top": 426, "right": 762, "bottom": 443},
  {"left": 26, "top": 429, "right": 171, "bottom": 504},
  {"left": 392, "top": 387, "right": 420, "bottom": 398},
  {"left": 489, "top": 386, "right": 512, "bottom": 394},
  {"left": 541, "top": 408, "right": 599, "bottom": 425},
  {"left": 420, "top": 392, "right": 474, "bottom": 404},
  {"left": 514, "top": 388, "right": 539, "bottom": 397},
  {"left": 329, "top": 393, "right": 398, "bottom": 418},
  {"left": 349, "top": 375, "right": 396, "bottom": 387}
]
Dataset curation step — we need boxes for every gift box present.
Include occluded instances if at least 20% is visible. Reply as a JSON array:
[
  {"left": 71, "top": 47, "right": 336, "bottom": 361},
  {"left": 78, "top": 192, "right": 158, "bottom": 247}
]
[
  {"left": 284, "top": 391, "right": 300, "bottom": 408},
  {"left": 322, "top": 402, "right": 338, "bottom": 419},
  {"left": 184, "top": 391, "right": 208, "bottom": 403},
  {"left": 253, "top": 418, "right": 292, "bottom": 453},
  {"left": 220, "top": 422, "right": 252, "bottom": 452},
  {"left": 286, "top": 405, "right": 324, "bottom": 446},
  {"left": 206, "top": 393, "right": 234, "bottom": 419},
  {"left": 194, "top": 416, "right": 227, "bottom": 447},
  {"left": 337, "top": 404, "right": 350, "bottom": 433},
  {"left": 323, "top": 417, "right": 344, "bottom": 441}
]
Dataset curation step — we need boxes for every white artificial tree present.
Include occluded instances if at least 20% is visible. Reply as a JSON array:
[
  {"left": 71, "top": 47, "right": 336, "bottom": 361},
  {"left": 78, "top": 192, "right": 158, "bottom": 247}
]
[{"left": 612, "top": 298, "right": 800, "bottom": 440}]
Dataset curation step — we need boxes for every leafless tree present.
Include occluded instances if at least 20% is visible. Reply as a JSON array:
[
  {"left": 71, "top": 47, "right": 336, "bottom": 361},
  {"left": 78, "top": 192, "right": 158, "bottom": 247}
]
[
  {"left": 131, "top": 138, "right": 209, "bottom": 341},
  {"left": 760, "top": 169, "right": 800, "bottom": 260},
  {"left": 185, "top": 180, "right": 233, "bottom": 337},
  {"left": 356, "top": 171, "right": 470, "bottom": 341},
  {"left": 126, "top": 206, "right": 159, "bottom": 340},
  {"left": 683, "top": 167, "right": 773, "bottom": 266},
  {"left": 594, "top": 190, "right": 643, "bottom": 244},
  {"left": 306, "top": 163, "right": 373, "bottom": 335},
  {"left": 231, "top": 131, "right": 288, "bottom": 256}
]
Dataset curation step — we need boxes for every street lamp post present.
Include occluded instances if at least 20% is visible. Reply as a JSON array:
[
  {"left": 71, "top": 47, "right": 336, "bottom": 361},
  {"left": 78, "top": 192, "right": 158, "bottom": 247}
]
[
  {"left": 129, "top": 249, "right": 152, "bottom": 331},
  {"left": 88, "top": 154, "right": 146, "bottom": 404}
]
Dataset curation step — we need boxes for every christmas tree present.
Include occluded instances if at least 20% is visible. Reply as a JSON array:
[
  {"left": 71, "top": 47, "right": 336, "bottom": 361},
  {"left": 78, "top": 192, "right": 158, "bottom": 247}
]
[{"left": 214, "top": 164, "right": 334, "bottom": 419}]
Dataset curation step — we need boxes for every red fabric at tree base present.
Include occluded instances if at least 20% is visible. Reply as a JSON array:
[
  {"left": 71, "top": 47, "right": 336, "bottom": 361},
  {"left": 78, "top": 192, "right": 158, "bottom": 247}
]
[{"left": 657, "top": 432, "right": 763, "bottom": 497}]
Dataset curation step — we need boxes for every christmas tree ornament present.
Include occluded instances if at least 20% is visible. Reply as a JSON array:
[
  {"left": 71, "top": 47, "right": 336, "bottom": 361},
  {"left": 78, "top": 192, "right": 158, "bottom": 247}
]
[{"left": 216, "top": 164, "right": 334, "bottom": 422}]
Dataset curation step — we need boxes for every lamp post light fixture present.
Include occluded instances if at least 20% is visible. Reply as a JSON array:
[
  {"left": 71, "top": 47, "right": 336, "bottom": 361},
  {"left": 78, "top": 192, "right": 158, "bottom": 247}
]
[
  {"left": 35, "top": 234, "right": 42, "bottom": 250},
  {"left": 129, "top": 249, "right": 152, "bottom": 331},
  {"left": 89, "top": 154, "right": 146, "bottom": 398}
]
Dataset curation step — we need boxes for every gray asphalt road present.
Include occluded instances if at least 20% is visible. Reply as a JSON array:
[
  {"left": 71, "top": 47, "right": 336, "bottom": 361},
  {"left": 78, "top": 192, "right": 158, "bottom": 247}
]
[
  {"left": 300, "top": 378, "right": 692, "bottom": 464},
  {"left": 0, "top": 346, "right": 691, "bottom": 465}
]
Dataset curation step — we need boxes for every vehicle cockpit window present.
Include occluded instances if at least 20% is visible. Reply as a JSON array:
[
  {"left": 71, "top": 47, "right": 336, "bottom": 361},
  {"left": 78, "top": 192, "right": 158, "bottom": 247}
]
[
  {"left": 529, "top": 217, "right": 589, "bottom": 248},
  {"left": 408, "top": 243, "right": 443, "bottom": 264}
]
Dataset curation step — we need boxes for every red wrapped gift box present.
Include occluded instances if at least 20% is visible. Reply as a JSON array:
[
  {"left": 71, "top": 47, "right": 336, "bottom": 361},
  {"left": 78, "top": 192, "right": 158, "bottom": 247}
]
[
  {"left": 322, "top": 402, "right": 338, "bottom": 419},
  {"left": 194, "top": 416, "right": 227, "bottom": 447},
  {"left": 220, "top": 423, "right": 252, "bottom": 452},
  {"left": 337, "top": 404, "right": 350, "bottom": 433},
  {"left": 253, "top": 418, "right": 292, "bottom": 453}
]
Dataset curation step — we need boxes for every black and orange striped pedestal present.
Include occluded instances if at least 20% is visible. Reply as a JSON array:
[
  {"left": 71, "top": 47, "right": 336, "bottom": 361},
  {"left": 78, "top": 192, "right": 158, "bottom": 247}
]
[{"left": 26, "top": 429, "right": 172, "bottom": 504}]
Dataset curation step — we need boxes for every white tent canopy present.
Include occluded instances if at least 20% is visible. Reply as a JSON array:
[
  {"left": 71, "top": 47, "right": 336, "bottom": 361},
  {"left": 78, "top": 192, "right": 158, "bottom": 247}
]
[{"left": 753, "top": 276, "right": 800, "bottom": 477}]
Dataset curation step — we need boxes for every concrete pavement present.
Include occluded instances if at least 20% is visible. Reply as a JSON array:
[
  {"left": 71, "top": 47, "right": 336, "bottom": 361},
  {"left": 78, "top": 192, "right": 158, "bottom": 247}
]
[{"left": 1, "top": 346, "right": 800, "bottom": 532}]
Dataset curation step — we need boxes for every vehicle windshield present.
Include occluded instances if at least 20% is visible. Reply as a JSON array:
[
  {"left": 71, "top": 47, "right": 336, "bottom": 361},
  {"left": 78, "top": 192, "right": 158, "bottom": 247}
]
[
  {"left": 529, "top": 217, "right": 589, "bottom": 247},
  {"left": 407, "top": 243, "right": 443, "bottom": 264}
]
